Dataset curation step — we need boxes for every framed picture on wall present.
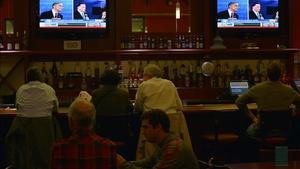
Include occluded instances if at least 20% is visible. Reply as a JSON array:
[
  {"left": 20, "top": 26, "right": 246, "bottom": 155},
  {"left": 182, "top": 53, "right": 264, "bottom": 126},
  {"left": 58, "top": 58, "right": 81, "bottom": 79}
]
[{"left": 5, "top": 19, "right": 14, "bottom": 34}]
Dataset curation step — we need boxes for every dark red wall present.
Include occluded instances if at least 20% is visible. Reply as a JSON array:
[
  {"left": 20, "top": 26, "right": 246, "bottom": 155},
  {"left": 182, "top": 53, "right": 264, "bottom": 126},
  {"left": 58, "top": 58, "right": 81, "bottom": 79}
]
[
  {"left": 132, "top": 0, "right": 190, "bottom": 33},
  {"left": 0, "top": 0, "right": 299, "bottom": 48},
  {"left": 291, "top": 0, "right": 300, "bottom": 47},
  {"left": 0, "top": 0, "right": 14, "bottom": 33}
]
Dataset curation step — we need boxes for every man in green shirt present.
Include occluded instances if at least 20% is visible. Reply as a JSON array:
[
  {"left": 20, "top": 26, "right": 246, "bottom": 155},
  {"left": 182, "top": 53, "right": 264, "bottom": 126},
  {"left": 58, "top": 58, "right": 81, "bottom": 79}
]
[
  {"left": 117, "top": 109, "right": 199, "bottom": 169},
  {"left": 236, "top": 61, "right": 300, "bottom": 137}
]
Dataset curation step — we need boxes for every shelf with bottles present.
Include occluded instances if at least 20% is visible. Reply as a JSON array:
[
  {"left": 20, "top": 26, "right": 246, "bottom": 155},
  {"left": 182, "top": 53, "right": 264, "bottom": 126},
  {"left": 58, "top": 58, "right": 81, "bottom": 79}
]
[
  {"left": 0, "top": 48, "right": 298, "bottom": 61},
  {"left": 120, "top": 33, "right": 204, "bottom": 49},
  {"left": 0, "top": 30, "right": 29, "bottom": 51},
  {"left": 31, "top": 58, "right": 291, "bottom": 104}
]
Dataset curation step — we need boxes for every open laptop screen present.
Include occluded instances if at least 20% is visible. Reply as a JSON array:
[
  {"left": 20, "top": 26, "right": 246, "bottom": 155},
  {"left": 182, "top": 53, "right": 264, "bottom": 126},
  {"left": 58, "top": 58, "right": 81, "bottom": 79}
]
[
  {"left": 229, "top": 80, "right": 249, "bottom": 96},
  {"left": 291, "top": 79, "right": 300, "bottom": 93}
]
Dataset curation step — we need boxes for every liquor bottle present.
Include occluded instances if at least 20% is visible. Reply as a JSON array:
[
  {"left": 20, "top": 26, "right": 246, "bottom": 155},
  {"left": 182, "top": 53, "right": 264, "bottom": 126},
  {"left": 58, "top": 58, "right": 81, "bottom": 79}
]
[
  {"left": 81, "top": 76, "right": 87, "bottom": 90},
  {"left": 6, "top": 34, "right": 13, "bottom": 50},
  {"left": 85, "top": 62, "right": 92, "bottom": 78},
  {"left": 195, "top": 60, "right": 203, "bottom": 87},
  {"left": 244, "top": 64, "right": 253, "bottom": 84},
  {"left": 163, "top": 61, "right": 169, "bottom": 79},
  {"left": 137, "top": 60, "right": 144, "bottom": 79},
  {"left": 169, "top": 60, "right": 178, "bottom": 85},
  {"left": 0, "top": 31, "right": 4, "bottom": 50},
  {"left": 139, "top": 36, "right": 143, "bottom": 49},
  {"left": 41, "top": 62, "right": 49, "bottom": 84},
  {"left": 51, "top": 61, "right": 58, "bottom": 78},
  {"left": 104, "top": 62, "right": 110, "bottom": 70},
  {"left": 58, "top": 75, "right": 64, "bottom": 89},
  {"left": 232, "top": 65, "right": 241, "bottom": 80},
  {"left": 14, "top": 32, "right": 20, "bottom": 50},
  {"left": 50, "top": 62, "right": 58, "bottom": 88},
  {"left": 196, "top": 35, "right": 200, "bottom": 49},
  {"left": 199, "top": 34, "right": 204, "bottom": 49},
  {"left": 74, "top": 62, "right": 81, "bottom": 73},
  {"left": 222, "top": 62, "right": 231, "bottom": 88},
  {"left": 128, "top": 60, "right": 137, "bottom": 79},
  {"left": 22, "top": 30, "right": 29, "bottom": 50},
  {"left": 253, "top": 61, "right": 262, "bottom": 84},
  {"left": 94, "top": 62, "right": 100, "bottom": 78}
]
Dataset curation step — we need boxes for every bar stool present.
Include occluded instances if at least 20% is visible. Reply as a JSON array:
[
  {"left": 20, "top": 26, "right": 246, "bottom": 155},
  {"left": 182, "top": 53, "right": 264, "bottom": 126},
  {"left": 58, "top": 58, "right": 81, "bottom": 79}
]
[
  {"left": 258, "top": 109, "right": 292, "bottom": 148},
  {"left": 199, "top": 110, "right": 241, "bottom": 163},
  {"left": 256, "top": 109, "right": 292, "bottom": 161}
]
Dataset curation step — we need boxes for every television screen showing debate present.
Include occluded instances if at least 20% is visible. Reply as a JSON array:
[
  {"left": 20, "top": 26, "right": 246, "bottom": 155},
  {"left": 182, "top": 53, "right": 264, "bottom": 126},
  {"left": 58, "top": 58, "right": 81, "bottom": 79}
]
[
  {"left": 217, "top": 0, "right": 279, "bottom": 29},
  {"left": 39, "top": 0, "right": 107, "bottom": 29}
]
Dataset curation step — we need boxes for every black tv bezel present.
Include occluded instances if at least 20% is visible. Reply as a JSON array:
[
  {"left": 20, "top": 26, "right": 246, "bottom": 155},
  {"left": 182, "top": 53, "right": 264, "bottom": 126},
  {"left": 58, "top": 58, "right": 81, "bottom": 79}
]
[
  {"left": 35, "top": 0, "right": 109, "bottom": 39},
  {"left": 212, "top": 0, "right": 284, "bottom": 37}
]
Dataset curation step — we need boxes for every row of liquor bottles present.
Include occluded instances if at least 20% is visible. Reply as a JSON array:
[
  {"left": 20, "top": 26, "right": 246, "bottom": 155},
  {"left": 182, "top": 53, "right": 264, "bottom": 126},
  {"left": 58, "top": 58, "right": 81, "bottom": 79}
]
[
  {"left": 36, "top": 59, "right": 288, "bottom": 91},
  {"left": 0, "top": 30, "right": 29, "bottom": 50},
  {"left": 120, "top": 33, "right": 204, "bottom": 49}
]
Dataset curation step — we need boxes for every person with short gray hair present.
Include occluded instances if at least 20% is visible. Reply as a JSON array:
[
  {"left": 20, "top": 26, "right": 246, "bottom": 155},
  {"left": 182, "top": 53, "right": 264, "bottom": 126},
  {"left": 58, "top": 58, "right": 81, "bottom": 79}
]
[
  {"left": 135, "top": 63, "right": 192, "bottom": 160},
  {"left": 52, "top": 98, "right": 118, "bottom": 169},
  {"left": 143, "top": 64, "right": 163, "bottom": 78}
]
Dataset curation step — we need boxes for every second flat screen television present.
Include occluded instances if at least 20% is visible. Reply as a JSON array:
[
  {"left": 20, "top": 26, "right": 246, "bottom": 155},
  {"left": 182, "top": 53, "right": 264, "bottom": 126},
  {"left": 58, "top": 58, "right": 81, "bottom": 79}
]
[
  {"left": 216, "top": 0, "right": 279, "bottom": 29},
  {"left": 38, "top": 0, "right": 107, "bottom": 35}
]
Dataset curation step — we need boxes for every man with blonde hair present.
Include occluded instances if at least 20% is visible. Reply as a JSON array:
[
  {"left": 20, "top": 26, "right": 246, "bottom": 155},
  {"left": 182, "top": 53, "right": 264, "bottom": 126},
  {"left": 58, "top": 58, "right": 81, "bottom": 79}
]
[
  {"left": 51, "top": 98, "right": 117, "bottom": 169},
  {"left": 135, "top": 64, "right": 192, "bottom": 159}
]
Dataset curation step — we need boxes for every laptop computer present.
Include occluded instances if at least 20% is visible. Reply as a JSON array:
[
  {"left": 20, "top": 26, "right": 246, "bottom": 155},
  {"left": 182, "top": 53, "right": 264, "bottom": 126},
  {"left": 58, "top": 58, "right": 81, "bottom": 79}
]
[
  {"left": 291, "top": 79, "right": 300, "bottom": 93},
  {"left": 229, "top": 80, "right": 249, "bottom": 97},
  {"left": 216, "top": 80, "right": 249, "bottom": 103}
]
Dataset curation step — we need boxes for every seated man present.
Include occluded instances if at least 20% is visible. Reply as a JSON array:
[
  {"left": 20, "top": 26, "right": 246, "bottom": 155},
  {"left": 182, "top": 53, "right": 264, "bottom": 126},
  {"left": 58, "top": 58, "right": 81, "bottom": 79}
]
[
  {"left": 117, "top": 109, "right": 199, "bottom": 169},
  {"left": 236, "top": 61, "right": 300, "bottom": 137},
  {"left": 51, "top": 98, "right": 117, "bottom": 169}
]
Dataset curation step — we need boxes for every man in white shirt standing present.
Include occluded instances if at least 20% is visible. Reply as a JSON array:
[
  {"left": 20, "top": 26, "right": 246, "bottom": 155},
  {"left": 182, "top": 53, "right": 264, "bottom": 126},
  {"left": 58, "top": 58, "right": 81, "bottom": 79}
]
[
  {"left": 249, "top": 2, "right": 264, "bottom": 20},
  {"left": 135, "top": 64, "right": 192, "bottom": 160},
  {"left": 74, "top": 3, "right": 89, "bottom": 20},
  {"left": 5, "top": 66, "right": 60, "bottom": 169}
]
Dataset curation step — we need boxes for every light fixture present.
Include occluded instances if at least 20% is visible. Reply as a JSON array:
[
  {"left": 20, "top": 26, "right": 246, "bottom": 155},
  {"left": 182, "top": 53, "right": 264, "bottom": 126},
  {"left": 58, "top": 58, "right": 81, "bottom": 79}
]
[{"left": 176, "top": 0, "right": 180, "bottom": 19}]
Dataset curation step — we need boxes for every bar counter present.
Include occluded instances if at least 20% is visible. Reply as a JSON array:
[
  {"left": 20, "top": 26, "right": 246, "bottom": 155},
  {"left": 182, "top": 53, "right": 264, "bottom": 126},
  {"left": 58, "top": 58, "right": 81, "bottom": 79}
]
[{"left": 0, "top": 103, "right": 257, "bottom": 115}]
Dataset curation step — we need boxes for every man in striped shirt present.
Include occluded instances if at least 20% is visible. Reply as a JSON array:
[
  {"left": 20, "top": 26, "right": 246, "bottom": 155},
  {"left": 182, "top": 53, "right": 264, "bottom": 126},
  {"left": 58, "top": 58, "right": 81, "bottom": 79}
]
[{"left": 51, "top": 98, "right": 117, "bottom": 169}]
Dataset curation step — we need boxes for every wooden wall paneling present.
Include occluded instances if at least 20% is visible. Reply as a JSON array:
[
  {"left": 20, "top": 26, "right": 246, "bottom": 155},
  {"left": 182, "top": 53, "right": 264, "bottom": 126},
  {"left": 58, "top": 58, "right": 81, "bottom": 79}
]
[
  {"left": 190, "top": 0, "right": 204, "bottom": 33},
  {"left": 290, "top": 0, "right": 300, "bottom": 47},
  {"left": 0, "top": 0, "right": 14, "bottom": 32},
  {"left": 115, "top": 0, "right": 131, "bottom": 50}
]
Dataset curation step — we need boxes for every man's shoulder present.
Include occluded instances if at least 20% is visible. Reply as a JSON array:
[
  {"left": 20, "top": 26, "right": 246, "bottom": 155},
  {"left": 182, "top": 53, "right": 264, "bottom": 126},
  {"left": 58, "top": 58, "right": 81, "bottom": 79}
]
[{"left": 54, "top": 134, "right": 116, "bottom": 147}]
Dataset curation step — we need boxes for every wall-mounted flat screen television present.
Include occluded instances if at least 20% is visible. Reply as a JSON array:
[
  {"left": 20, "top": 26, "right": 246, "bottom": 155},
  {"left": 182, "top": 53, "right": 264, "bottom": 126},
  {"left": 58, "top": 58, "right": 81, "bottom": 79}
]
[
  {"left": 215, "top": 0, "right": 280, "bottom": 34},
  {"left": 38, "top": 0, "right": 108, "bottom": 37}
]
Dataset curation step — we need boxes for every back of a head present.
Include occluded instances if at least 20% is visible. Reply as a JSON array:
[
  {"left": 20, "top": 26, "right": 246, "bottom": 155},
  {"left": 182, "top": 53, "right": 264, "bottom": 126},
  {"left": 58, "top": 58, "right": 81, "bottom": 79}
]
[
  {"left": 99, "top": 69, "right": 121, "bottom": 86},
  {"left": 26, "top": 66, "right": 43, "bottom": 82},
  {"left": 143, "top": 64, "right": 162, "bottom": 78},
  {"left": 69, "top": 98, "right": 96, "bottom": 128},
  {"left": 141, "top": 109, "right": 170, "bottom": 132},
  {"left": 267, "top": 61, "right": 281, "bottom": 82}
]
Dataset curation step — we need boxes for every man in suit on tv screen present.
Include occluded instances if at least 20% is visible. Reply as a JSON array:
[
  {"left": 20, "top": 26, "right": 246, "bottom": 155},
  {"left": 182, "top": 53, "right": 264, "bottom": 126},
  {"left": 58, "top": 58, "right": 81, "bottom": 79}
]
[
  {"left": 249, "top": 2, "right": 264, "bottom": 20},
  {"left": 40, "top": 2, "right": 64, "bottom": 19},
  {"left": 74, "top": 2, "right": 89, "bottom": 20},
  {"left": 217, "top": 1, "right": 239, "bottom": 19}
]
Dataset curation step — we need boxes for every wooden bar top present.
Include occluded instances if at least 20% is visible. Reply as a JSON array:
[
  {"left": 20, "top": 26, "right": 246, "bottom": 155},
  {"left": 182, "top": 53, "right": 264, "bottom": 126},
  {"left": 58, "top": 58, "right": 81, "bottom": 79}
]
[
  {"left": 0, "top": 103, "right": 257, "bottom": 116},
  {"left": 228, "top": 161, "right": 300, "bottom": 169}
]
